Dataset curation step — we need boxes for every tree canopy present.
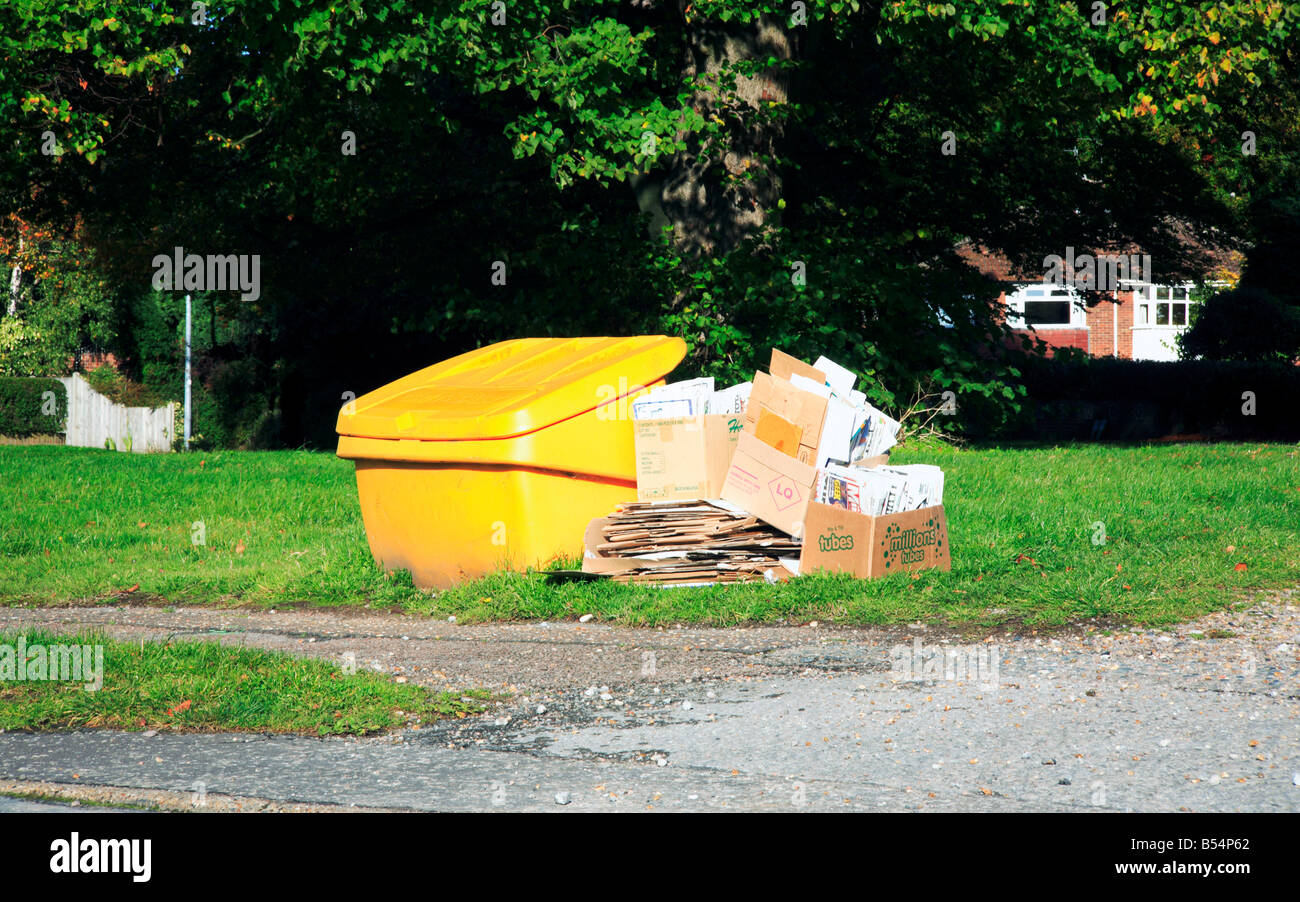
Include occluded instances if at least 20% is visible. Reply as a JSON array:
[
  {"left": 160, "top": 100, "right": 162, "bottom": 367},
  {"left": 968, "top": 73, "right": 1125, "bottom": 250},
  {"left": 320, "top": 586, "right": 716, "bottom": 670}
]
[{"left": 2, "top": 1, "right": 1298, "bottom": 445}]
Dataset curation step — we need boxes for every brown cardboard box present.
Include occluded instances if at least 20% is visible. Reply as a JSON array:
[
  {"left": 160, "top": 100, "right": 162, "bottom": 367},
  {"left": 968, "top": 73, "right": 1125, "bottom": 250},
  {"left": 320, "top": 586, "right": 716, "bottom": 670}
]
[
  {"left": 721, "top": 432, "right": 818, "bottom": 537},
  {"left": 742, "top": 372, "right": 828, "bottom": 465},
  {"left": 634, "top": 414, "right": 743, "bottom": 501},
  {"left": 770, "top": 348, "right": 827, "bottom": 384},
  {"left": 753, "top": 410, "right": 803, "bottom": 458},
  {"left": 800, "top": 501, "right": 951, "bottom": 578}
]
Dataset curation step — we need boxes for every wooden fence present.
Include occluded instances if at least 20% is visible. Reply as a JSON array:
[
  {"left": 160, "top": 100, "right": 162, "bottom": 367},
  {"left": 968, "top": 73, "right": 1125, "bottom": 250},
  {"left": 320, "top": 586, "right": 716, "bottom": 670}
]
[{"left": 58, "top": 373, "right": 176, "bottom": 453}]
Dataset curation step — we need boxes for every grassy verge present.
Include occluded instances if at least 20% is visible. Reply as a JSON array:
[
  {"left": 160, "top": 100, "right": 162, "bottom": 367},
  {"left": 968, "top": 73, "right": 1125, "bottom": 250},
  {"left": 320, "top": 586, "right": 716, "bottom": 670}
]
[
  {"left": 0, "top": 630, "right": 488, "bottom": 735},
  {"left": 0, "top": 790, "right": 156, "bottom": 811},
  {"left": 2, "top": 443, "right": 1298, "bottom": 627}
]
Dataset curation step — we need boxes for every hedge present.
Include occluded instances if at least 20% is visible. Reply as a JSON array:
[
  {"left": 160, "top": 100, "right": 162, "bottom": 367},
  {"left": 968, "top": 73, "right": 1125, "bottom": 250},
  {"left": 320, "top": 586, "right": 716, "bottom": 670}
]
[
  {"left": 1002, "top": 357, "right": 1300, "bottom": 442},
  {"left": 0, "top": 377, "right": 67, "bottom": 437}
]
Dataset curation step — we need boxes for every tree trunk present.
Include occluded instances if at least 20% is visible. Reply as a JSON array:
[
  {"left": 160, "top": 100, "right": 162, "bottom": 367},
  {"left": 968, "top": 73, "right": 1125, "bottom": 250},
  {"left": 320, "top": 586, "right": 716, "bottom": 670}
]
[
  {"left": 7, "top": 237, "right": 22, "bottom": 316},
  {"left": 658, "top": 8, "right": 794, "bottom": 256}
]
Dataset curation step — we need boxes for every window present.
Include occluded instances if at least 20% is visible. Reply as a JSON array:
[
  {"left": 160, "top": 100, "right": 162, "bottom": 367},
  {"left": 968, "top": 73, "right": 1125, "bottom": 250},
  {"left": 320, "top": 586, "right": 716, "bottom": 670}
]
[
  {"left": 1002, "top": 284, "right": 1091, "bottom": 329},
  {"left": 1136, "top": 285, "right": 1194, "bottom": 328},
  {"left": 1014, "top": 286, "right": 1077, "bottom": 326},
  {"left": 1023, "top": 299, "right": 1073, "bottom": 325}
]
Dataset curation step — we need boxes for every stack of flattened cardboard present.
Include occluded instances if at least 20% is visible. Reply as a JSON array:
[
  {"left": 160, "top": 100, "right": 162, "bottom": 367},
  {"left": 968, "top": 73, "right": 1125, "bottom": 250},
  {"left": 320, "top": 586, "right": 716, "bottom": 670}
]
[{"left": 581, "top": 500, "right": 802, "bottom": 586}]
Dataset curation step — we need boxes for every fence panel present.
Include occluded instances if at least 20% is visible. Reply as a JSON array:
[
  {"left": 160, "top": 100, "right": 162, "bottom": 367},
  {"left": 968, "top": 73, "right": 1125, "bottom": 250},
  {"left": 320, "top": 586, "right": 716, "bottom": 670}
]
[{"left": 58, "top": 373, "right": 175, "bottom": 452}]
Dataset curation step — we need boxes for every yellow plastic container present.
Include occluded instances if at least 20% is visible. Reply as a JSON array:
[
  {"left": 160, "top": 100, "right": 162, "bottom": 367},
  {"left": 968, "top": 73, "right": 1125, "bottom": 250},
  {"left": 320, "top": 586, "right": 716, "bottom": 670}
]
[{"left": 336, "top": 336, "right": 687, "bottom": 588}]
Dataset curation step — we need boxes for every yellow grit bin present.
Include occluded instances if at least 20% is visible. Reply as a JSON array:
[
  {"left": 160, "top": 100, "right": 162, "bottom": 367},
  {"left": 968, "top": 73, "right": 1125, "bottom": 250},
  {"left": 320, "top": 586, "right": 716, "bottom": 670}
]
[{"left": 336, "top": 336, "right": 687, "bottom": 588}]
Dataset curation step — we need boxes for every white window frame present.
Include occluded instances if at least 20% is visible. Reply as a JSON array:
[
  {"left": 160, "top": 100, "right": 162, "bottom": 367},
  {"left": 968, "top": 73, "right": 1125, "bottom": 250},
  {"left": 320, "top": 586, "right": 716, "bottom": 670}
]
[
  {"left": 1004, "top": 283, "right": 1087, "bottom": 330},
  {"left": 1133, "top": 283, "right": 1195, "bottom": 329}
]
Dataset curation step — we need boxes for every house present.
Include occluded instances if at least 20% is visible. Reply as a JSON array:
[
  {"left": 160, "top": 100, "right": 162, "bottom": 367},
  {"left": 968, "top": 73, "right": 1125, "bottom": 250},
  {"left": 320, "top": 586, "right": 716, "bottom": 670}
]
[{"left": 956, "top": 244, "right": 1238, "bottom": 361}]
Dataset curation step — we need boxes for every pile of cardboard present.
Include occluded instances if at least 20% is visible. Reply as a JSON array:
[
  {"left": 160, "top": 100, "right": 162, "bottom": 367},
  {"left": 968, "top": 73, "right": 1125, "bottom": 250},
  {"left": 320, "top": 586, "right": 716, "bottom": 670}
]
[
  {"left": 815, "top": 463, "right": 945, "bottom": 516},
  {"left": 581, "top": 348, "right": 951, "bottom": 585},
  {"left": 580, "top": 500, "right": 801, "bottom": 586}
]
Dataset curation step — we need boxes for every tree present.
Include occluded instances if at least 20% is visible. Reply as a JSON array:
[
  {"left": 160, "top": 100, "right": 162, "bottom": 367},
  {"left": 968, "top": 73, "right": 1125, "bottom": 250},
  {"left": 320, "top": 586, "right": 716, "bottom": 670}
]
[
  {"left": 0, "top": 214, "right": 116, "bottom": 376},
  {"left": 2, "top": 1, "right": 1298, "bottom": 443}
]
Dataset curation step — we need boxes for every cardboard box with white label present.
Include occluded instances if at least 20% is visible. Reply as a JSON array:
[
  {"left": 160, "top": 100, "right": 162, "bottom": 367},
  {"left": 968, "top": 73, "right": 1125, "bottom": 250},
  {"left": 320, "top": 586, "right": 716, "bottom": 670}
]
[{"left": 633, "top": 414, "right": 743, "bottom": 501}]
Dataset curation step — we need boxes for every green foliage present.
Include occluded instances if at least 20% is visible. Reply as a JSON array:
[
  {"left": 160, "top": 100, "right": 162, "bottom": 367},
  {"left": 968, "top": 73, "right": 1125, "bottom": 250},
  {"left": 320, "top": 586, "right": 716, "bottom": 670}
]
[
  {"left": 0, "top": 317, "right": 65, "bottom": 377},
  {"left": 82, "top": 364, "right": 170, "bottom": 408},
  {"left": 1180, "top": 285, "right": 1300, "bottom": 363},
  {"left": 204, "top": 358, "right": 281, "bottom": 451},
  {"left": 0, "top": 376, "right": 65, "bottom": 436},
  {"left": 2, "top": 1, "right": 1298, "bottom": 447},
  {"left": 1183, "top": 173, "right": 1300, "bottom": 363},
  {"left": 647, "top": 219, "right": 1030, "bottom": 431}
]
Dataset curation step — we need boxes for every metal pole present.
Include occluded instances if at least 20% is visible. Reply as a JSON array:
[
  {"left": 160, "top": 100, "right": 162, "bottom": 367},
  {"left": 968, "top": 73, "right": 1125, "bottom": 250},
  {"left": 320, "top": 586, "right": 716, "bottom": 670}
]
[{"left": 184, "top": 293, "right": 192, "bottom": 451}]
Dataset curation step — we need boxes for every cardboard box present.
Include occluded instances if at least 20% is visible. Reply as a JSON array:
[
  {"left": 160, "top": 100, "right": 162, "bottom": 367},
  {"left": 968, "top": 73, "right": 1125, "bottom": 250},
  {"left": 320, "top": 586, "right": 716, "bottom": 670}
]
[
  {"left": 753, "top": 410, "right": 803, "bottom": 458},
  {"left": 742, "top": 372, "right": 828, "bottom": 465},
  {"left": 770, "top": 348, "right": 827, "bottom": 384},
  {"left": 634, "top": 414, "right": 743, "bottom": 501},
  {"left": 800, "top": 501, "right": 951, "bottom": 578},
  {"left": 721, "top": 432, "right": 818, "bottom": 537}
]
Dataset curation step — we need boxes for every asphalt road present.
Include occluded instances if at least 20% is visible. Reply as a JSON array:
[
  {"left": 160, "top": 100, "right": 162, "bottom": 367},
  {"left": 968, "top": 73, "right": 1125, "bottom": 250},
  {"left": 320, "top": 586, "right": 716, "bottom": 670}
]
[{"left": 1, "top": 598, "right": 1296, "bottom": 812}]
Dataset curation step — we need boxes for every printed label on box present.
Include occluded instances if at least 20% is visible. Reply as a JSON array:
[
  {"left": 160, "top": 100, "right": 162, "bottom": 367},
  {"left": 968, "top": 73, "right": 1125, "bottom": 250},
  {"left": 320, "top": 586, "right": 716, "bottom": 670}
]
[{"left": 800, "top": 501, "right": 951, "bottom": 578}]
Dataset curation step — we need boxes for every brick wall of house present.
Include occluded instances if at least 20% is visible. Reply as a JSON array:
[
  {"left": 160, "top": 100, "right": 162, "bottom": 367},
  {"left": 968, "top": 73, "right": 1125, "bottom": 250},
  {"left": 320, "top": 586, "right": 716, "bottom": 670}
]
[
  {"left": 1082, "top": 290, "right": 1137, "bottom": 358},
  {"left": 82, "top": 351, "right": 121, "bottom": 371},
  {"left": 1032, "top": 329, "right": 1089, "bottom": 356},
  {"left": 68, "top": 350, "right": 123, "bottom": 372}
]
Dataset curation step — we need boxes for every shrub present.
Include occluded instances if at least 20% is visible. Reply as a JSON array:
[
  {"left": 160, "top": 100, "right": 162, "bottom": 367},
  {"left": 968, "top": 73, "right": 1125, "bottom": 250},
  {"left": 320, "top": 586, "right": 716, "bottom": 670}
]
[
  {"left": 1006, "top": 356, "right": 1300, "bottom": 441},
  {"left": 82, "top": 364, "right": 173, "bottom": 409},
  {"left": 1180, "top": 286, "right": 1300, "bottom": 364},
  {"left": 0, "top": 377, "right": 67, "bottom": 436}
]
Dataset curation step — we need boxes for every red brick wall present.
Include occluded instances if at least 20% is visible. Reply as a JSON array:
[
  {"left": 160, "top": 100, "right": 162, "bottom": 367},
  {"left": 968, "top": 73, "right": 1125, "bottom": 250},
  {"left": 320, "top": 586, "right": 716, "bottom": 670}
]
[
  {"left": 1083, "top": 290, "right": 1137, "bottom": 358},
  {"left": 73, "top": 351, "right": 122, "bottom": 372},
  {"left": 1018, "top": 328, "right": 1088, "bottom": 356}
]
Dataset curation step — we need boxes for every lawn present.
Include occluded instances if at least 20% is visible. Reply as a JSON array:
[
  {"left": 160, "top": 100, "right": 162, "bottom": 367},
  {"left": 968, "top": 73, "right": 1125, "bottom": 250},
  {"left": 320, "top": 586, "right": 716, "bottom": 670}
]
[
  {"left": 0, "top": 629, "right": 489, "bottom": 735},
  {"left": 2, "top": 443, "right": 1297, "bottom": 628}
]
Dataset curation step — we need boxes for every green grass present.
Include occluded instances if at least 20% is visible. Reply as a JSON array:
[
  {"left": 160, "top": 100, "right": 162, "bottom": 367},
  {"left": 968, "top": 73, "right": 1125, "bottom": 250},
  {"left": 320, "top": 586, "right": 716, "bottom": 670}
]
[
  {"left": 2, "top": 443, "right": 1298, "bottom": 628},
  {"left": 0, "top": 629, "right": 489, "bottom": 735}
]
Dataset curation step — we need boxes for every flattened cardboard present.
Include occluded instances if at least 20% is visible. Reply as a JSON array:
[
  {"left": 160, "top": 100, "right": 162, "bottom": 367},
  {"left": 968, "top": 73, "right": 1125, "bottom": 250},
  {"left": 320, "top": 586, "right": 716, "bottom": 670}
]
[
  {"left": 721, "top": 432, "right": 818, "bottom": 537},
  {"left": 580, "top": 503, "right": 803, "bottom": 584},
  {"left": 770, "top": 348, "right": 827, "bottom": 385},
  {"left": 742, "top": 372, "right": 828, "bottom": 465},
  {"left": 800, "top": 502, "right": 951, "bottom": 578},
  {"left": 753, "top": 410, "right": 803, "bottom": 458},
  {"left": 633, "top": 414, "right": 743, "bottom": 501},
  {"left": 581, "top": 516, "right": 636, "bottom": 574}
]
